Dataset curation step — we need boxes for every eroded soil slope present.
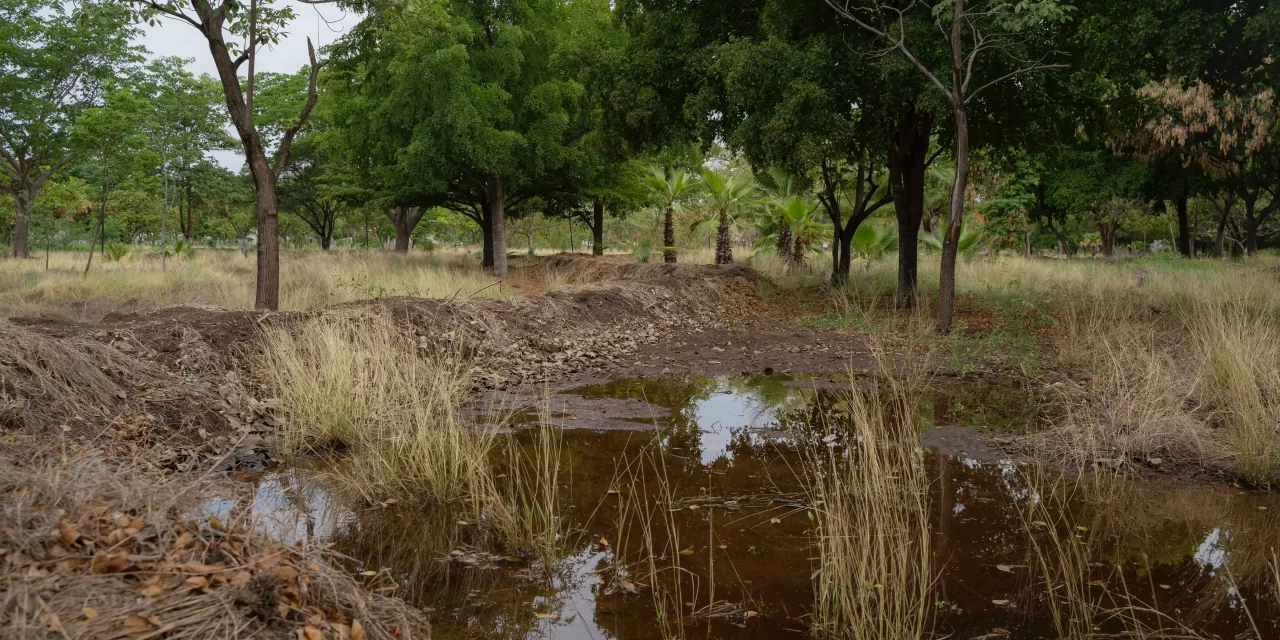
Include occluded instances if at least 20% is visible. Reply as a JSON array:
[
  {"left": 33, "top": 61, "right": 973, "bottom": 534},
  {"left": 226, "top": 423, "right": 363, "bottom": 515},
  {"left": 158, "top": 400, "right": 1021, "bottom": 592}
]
[{"left": 3, "top": 255, "right": 856, "bottom": 460}]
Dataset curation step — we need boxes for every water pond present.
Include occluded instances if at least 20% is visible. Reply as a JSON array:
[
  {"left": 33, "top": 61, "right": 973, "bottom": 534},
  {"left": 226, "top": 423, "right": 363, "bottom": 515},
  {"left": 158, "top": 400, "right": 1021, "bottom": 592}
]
[{"left": 213, "top": 375, "right": 1280, "bottom": 639}]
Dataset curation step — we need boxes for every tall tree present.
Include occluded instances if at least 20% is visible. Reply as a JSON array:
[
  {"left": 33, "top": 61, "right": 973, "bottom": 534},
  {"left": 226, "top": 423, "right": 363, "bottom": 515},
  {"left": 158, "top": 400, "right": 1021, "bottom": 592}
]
[
  {"left": 825, "top": 0, "right": 1073, "bottom": 332},
  {"left": 126, "top": 0, "right": 321, "bottom": 309},
  {"left": 0, "top": 0, "right": 138, "bottom": 258}
]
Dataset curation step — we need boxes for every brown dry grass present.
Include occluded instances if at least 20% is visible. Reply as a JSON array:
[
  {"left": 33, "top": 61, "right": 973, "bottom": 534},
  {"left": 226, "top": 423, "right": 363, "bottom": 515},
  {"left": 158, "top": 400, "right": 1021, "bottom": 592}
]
[
  {"left": 798, "top": 344, "right": 933, "bottom": 640},
  {"left": 0, "top": 447, "right": 425, "bottom": 639}
]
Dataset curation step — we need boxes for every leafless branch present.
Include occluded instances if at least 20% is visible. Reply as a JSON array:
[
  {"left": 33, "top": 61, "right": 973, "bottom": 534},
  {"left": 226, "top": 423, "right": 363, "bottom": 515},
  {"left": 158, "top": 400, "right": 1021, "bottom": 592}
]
[
  {"left": 965, "top": 63, "right": 1068, "bottom": 104},
  {"left": 272, "top": 38, "right": 323, "bottom": 179}
]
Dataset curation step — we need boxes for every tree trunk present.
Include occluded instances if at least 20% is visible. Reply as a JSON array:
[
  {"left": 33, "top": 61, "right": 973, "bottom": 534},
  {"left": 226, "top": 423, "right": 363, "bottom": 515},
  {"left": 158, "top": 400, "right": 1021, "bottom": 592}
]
[
  {"left": 792, "top": 234, "right": 805, "bottom": 266},
  {"left": 889, "top": 111, "right": 930, "bottom": 309},
  {"left": 936, "top": 100, "right": 968, "bottom": 334},
  {"left": 161, "top": 171, "right": 168, "bottom": 273},
  {"left": 12, "top": 193, "right": 30, "bottom": 258},
  {"left": 714, "top": 206, "right": 733, "bottom": 264},
  {"left": 592, "top": 198, "right": 605, "bottom": 256},
  {"left": 84, "top": 190, "right": 107, "bottom": 277},
  {"left": 488, "top": 176, "right": 508, "bottom": 278},
  {"left": 1175, "top": 190, "right": 1191, "bottom": 257},
  {"left": 777, "top": 222, "right": 794, "bottom": 261},
  {"left": 386, "top": 205, "right": 424, "bottom": 253},
  {"left": 663, "top": 204, "right": 677, "bottom": 263},
  {"left": 1099, "top": 217, "right": 1117, "bottom": 257}
]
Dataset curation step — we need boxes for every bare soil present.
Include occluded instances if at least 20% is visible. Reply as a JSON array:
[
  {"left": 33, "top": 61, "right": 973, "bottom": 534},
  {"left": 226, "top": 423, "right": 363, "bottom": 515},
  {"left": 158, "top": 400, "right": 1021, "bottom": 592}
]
[{"left": 2, "top": 255, "right": 869, "bottom": 457}]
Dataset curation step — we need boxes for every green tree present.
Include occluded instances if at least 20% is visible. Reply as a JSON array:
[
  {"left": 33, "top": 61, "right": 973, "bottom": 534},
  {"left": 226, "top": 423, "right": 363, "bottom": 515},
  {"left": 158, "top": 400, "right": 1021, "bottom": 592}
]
[
  {"left": 824, "top": 0, "right": 1074, "bottom": 332},
  {"left": 0, "top": 0, "right": 138, "bottom": 257},
  {"left": 72, "top": 86, "right": 159, "bottom": 274},
  {"left": 126, "top": 0, "right": 321, "bottom": 309}
]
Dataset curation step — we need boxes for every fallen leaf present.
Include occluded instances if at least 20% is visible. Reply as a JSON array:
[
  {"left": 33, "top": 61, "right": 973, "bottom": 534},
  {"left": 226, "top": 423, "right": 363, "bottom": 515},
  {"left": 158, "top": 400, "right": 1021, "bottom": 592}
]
[
  {"left": 382, "top": 498, "right": 398, "bottom": 506},
  {"left": 534, "top": 613, "right": 559, "bottom": 620},
  {"left": 184, "top": 576, "right": 210, "bottom": 589},
  {"left": 606, "top": 489, "right": 619, "bottom": 495},
  {"left": 351, "top": 620, "right": 366, "bottom": 640},
  {"left": 58, "top": 521, "right": 81, "bottom": 546},
  {"left": 619, "top": 580, "right": 637, "bottom": 593},
  {"left": 1159, "top": 584, "right": 1171, "bottom": 590},
  {"left": 301, "top": 625, "right": 324, "bottom": 640},
  {"left": 208, "top": 516, "right": 224, "bottom": 531},
  {"left": 996, "top": 565, "right": 1014, "bottom": 573},
  {"left": 769, "top": 517, "right": 781, "bottom": 524},
  {"left": 359, "top": 570, "right": 377, "bottom": 577},
  {"left": 178, "top": 561, "right": 221, "bottom": 574},
  {"left": 992, "top": 599, "right": 1010, "bottom": 606},
  {"left": 597, "top": 537, "right": 609, "bottom": 548},
  {"left": 745, "top": 610, "right": 758, "bottom": 618},
  {"left": 1075, "top": 525, "right": 1088, "bottom": 532},
  {"left": 137, "top": 584, "right": 164, "bottom": 598},
  {"left": 679, "top": 548, "right": 694, "bottom": 555},
  {"left": 687, "top": 504, "right": 700, "bottom": 510},
  {"left": 82, "top": 607, "right": 99, "bottom": 621}
]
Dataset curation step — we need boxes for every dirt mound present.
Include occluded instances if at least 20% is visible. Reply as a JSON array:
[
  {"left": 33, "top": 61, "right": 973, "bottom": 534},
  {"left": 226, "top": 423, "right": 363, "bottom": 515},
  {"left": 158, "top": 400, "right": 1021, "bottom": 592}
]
[{"left": 5, "top": 259, "right": 766, "bottom": 443}]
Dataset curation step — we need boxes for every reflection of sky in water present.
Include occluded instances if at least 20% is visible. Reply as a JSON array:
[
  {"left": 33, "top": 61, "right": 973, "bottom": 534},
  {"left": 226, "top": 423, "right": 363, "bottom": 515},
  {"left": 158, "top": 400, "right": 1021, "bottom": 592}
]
[
  {"left": 1194, "top": 528, "right": 1227, "bottom": 572},
  {"left": 199, "top": 469, "right": 352, "bottom": 545},
  {"left": 691, "top": 380, "right": 779, "bottom": 465}
]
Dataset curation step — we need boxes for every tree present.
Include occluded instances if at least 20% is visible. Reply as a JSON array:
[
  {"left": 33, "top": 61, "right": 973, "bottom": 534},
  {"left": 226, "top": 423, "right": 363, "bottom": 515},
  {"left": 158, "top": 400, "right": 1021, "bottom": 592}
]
[
  {"left": 643, "top": 167, "right": 699, "bottom": 263},
  {"left": 127, "top": 0, "right": 321, "bottom": 309},
  {"left": 71, "top": 87, "right": 158, "bottom": 274},
  {"left": 278, "top": 138, "right": 344, "bottom": 249},
  {"left": 140, "top": 58, "right": 234, "bottom": 265},
  {"left": 825, "top": 0, "right": 1072, "bottom": 332},
  {"left": 1132, "top": 79, "right": 1278, "bottom": 256},
  {"left": 698, "top": 168, "right": 756, "bottom": 264},
  {"left": 0, "top": 0, "right": 138, "bottom": 258}
]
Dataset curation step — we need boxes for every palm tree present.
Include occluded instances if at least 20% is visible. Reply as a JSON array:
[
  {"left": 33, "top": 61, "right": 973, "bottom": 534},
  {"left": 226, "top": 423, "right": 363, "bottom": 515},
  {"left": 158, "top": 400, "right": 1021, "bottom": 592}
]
[
  {"left": 644, "top": 167, "right": 700, "bottom": 263},
  {"left": 922, "top": 219, "right": 988, "bottom": 259},
  {"left": 756, "top": 166, "right": 805, "bottom": 256},
  {"left": 776, "top": 196, "right": 824, "bottom": 266},
  {"left": 700, "top": 168, "right": 758, "bottom": 264},
  {"left": 850, "top": 222, "right": 897, "bottom": 262}
]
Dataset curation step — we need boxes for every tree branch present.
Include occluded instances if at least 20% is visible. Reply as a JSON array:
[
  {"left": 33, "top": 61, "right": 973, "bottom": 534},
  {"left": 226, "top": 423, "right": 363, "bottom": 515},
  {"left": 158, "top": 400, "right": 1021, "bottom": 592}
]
[
  {"left": 965, "top": 63, "right": 1069, "bottom": 104},
  {"left": 273, "top": 38, "right": 323, "bottom": 179}
]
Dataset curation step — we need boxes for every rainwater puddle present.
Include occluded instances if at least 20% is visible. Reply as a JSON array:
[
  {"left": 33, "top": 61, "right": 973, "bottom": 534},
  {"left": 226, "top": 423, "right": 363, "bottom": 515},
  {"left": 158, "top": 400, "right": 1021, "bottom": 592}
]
[{"left": 213, "top": 376, "right": 1280, "bottom": 639}]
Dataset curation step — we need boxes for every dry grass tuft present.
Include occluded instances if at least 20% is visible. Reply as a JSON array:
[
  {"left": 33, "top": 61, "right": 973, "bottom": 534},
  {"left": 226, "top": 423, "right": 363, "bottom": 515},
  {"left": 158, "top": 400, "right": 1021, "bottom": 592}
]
[
  {"left": 1030, "top": 333, "right": 1215, "bottom": 470},
  {"left": 0, "top": 448, "right": 425, "bottom": 639},
  {"left": 260, "top": 312, "right": 491, "bottom": 506},
  {"left": 799, "top": 351, "right": 933, "bottom": 640},
  {"left": 1187, "top": 298, "right": 1280, "bottom": 484}
]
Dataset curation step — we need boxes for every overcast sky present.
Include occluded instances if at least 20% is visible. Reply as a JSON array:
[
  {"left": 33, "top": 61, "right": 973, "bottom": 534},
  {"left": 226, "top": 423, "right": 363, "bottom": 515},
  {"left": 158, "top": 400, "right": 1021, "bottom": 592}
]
[{"left": 136, "top": 1, "right": 361, "bottom": 168}]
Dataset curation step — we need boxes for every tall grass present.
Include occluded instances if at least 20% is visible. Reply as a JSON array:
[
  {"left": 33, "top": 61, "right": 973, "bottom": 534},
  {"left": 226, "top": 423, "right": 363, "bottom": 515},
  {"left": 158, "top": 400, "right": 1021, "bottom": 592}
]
[
  {"left": 0, "top": 249, "right": 505, "bottom": 318},
  {"left": 1188, "top": 298, "right": 1280, "bottom": 484},
  {"left": 798, "top": 359, "right": 933, "bottom": 639},
  {"left": 261, "top": 313, "right": 494, "bottom": 506},
  {"left": 260, "top": 312, "right": 564, "bottom": 558},
  {"left": 1016, "top": 471, "right": 1105, "bottom": 639}
]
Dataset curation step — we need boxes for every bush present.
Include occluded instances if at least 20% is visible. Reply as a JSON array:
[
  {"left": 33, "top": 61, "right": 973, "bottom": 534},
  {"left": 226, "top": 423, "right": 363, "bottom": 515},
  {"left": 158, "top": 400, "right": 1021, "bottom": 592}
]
[{"left": 103, "top": 242, "right": 129, "bottom": 261}]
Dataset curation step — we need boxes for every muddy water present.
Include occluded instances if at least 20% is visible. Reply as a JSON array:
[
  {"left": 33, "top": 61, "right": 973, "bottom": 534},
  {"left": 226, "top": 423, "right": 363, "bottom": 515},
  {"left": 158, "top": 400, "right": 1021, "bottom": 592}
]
[{"left": 222, "top": 376, "right": 1280, "bottom": 639}]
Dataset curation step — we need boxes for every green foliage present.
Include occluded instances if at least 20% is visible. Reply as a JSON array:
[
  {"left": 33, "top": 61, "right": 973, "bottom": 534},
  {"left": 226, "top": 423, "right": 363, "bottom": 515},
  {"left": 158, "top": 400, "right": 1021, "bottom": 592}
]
[
  {"left": 850, "top": 223, "right": 897, "bottom": 260},
  {"left": 103, "top": 241, "right": 129, "bottom": 261},
  {"left": 922, "top": 220, "right": 989, "bottom": 258}
]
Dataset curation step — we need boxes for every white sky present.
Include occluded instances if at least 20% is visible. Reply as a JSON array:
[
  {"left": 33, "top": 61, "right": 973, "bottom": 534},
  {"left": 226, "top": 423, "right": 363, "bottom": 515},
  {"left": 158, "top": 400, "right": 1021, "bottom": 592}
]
[{"left": 135, "top": 1, "right": 361, "bottom": 168}]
